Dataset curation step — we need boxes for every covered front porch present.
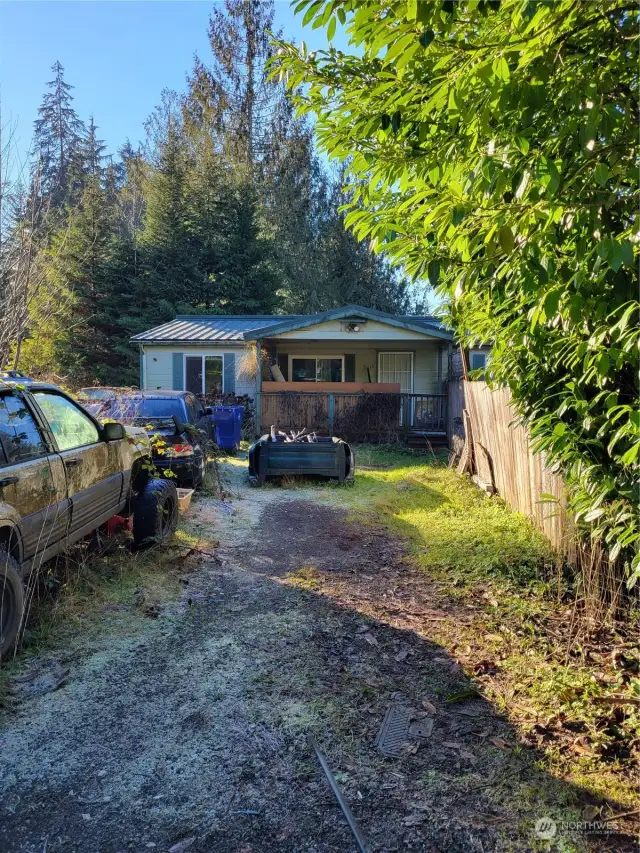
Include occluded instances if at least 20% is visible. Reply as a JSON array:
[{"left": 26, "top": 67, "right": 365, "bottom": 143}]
[
  {"left": 258, "top": 387, "right": 449, "bottom": 442},
  {"left": 252, "top": 332, "right": 451, "bottom": 441}
]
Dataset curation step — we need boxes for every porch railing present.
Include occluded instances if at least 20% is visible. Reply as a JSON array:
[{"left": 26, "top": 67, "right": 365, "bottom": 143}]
[{"left": 258, "top": 391, "right": 447, "bottom": 439}]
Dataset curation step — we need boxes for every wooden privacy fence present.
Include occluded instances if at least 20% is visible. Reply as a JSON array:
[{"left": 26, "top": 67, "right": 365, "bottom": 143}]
[{"left": 462, "top": 381, "right": 573, "bottom": 558}]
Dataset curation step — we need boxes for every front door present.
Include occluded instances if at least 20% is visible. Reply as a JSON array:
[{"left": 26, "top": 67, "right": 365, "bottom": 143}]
[
  {"left": 29, "top": 391, "right": 124, "bottom": 539},
  {"left": 378, "top": 352, "right": 414, "bottom": 425}
]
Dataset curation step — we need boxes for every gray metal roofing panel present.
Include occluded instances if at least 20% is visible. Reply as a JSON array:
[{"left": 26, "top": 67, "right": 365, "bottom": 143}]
[
  {"left": 131, "top": 316, "right": 293, "bottom": 343},
  {"left": 131, "top": 310, "right": 449, "bottom": 343}
]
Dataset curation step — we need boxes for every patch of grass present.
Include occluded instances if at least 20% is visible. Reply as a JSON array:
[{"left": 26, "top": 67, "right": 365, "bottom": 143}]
[
  {"left": 284, "top": 565, "right": 321, "bottom": 590},
  {"left": 348, "top": 448, "right": 553, "bottom": 584},
  {"left": 15, "top": 528, "right": 189, "bottom": 659},
  {"left": 340, "top": 447, "right": 640, "bottom": 813}
]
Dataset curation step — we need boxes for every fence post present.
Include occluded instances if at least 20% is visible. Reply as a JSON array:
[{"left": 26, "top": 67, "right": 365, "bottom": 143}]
[{"left": 328, "top": 393, "right": 335, "bottom": 435}]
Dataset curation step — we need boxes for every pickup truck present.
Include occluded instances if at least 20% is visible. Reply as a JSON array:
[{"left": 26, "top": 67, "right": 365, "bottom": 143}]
[{"left": 0, "top": 381, "right": 178, "bottom": 658}]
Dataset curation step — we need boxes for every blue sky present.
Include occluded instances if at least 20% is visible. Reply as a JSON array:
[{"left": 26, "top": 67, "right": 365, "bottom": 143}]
[{"left": 0, "top": 1, "right": 349, "bottom": 160}]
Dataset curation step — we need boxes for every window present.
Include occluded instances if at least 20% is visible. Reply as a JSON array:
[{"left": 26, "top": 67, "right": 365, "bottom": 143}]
[
  {"left": 470, "top": 351, "right": 487, "bottom": 371},
  {"left": 0, "top": 394, "right": 47, "bottom": 464},
  {"left": 110, "top": 397, "right": 185, "bottom": 422},
  {"left": 291, "top": 357, "right": 343, "bottom": 382},
  {"left": 185, "top": 355, "right": 223, "bottom": 395},
  {"left": 32, "top": 392, "right": 99, "bottom": 451}
]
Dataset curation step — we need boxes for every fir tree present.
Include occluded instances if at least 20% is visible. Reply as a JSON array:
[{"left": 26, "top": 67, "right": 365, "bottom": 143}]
[{"left": 33, "top": 61, "right": 86, "bottom": 209}]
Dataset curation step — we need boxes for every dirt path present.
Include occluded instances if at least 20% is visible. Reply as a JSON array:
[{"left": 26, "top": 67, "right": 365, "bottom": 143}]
[{"left": 0, "top": 462, "right": 623, "bottom": 852}]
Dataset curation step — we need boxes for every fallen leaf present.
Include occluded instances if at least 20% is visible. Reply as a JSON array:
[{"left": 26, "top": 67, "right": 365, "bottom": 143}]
[
  {"left": 12, "top": 669, "right": 39, "bottom": 684},
  {"left": 362, "top": 633, "right": 379, "bottom": 647},
  {"left": 403, "top": 812, "right": 425, "bottom": 826},
  {"left": 395, "top": 648, "right": 410, "bottom": 662},
  {"left": 488, "top": 737, "right": 511, "bottom": 750},
  {"left": 421, "top": 699, "right": 437, "bottom": 715},
  {"left": 442, "top": 741, "right": 462, "bottom": 749},
  {"left": 169, "top": 839, "right": 196, "bottom": 853},
  {"left": 459, "top": 749, "right": 477, "bottom": 763}
]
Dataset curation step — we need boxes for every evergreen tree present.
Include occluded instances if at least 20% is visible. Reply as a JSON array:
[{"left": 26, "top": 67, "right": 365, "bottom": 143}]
[
  {"left": 32, "top": 61, "right": 86, "bottom": 209},
  {"left": 184, "top": 0, "right": 283, "bottom": 166},
  {"left": 137, "top": 119, "right": 199, "bottom": 323},
  {"left": 211, "top": 180, "right": 280, "bottom": 314}
]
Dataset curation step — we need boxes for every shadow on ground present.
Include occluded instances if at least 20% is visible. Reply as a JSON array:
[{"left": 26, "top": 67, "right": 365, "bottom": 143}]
[{"left": 0, "top": 497, "right": 634, "bottom": 853}]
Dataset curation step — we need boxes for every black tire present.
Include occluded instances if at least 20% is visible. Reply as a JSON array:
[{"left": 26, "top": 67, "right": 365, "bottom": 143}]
[
  {"left": 132, "top": 478, "right": 178, "bottom": 550},
  {"left": 1, "top": 550, "right": 24, "bottom": 660}
]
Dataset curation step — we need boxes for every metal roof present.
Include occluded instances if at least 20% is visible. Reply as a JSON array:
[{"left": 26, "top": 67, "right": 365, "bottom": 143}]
[{"left": 131, "top": 307, "right": 450, "bottom": 344}]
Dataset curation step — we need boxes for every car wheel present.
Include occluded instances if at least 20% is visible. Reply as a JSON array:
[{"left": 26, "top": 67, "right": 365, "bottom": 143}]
[
  {"left": 132, "top": 479, "right": 178, "bottom": 550},
  {"left": 0, "top": 550, "right": 24, "bottom": 660}
]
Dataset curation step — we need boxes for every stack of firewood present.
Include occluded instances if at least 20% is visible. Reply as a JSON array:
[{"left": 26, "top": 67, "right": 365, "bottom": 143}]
[{"left": 269, "top": 425, "right": 317, "bottom": 443}]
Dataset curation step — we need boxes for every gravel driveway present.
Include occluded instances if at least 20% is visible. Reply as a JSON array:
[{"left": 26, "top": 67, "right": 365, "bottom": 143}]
[{"left": 0, "top": 461, "right": 619, "bottom": 852}]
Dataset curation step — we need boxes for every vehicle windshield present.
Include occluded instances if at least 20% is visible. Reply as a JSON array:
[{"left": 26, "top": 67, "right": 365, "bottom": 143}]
[
  {"left": 79, "top": 388, "right": 114, "bottom": 400},
  {"left": 110, "top": 397, "right": 184, "bottom": 423}
]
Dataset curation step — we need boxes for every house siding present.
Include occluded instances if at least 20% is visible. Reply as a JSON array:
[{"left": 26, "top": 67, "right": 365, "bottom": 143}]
[
  {"left": 272, "top": 339, "right": 447, "bottom": 395},
  {"left": 276, "top": 319, "right": 438, "bottom": 341},
  {"left": 141, "top": 345, "right": 254, "bottom": 395}
]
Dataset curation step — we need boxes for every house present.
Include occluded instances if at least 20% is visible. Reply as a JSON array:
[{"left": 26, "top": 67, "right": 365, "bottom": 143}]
[
  {"left": 451, "top": 344, "right": 492, "bottom": 379},
  {"left": 131, "top": 305, "right": 454, "bottom": 441}
]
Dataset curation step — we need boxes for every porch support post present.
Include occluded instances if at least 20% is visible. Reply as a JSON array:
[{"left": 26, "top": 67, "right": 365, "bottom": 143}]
[
  {"left": 402, "top": 395, "right": 411, "bottom": 437},
  {"left": 328, "top": 393, "right": 335, "bottom": 435},
  {"left": 437, "top": 345, "right": 443, "bottom": 390},
  {"left": 255, "top": 339, "right": 262, "bottom": 437}
]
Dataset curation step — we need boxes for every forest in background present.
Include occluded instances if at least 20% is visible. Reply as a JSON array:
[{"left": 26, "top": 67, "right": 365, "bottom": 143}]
[{"left": 0, "top": 0, "right": 413, "bottom": 387}]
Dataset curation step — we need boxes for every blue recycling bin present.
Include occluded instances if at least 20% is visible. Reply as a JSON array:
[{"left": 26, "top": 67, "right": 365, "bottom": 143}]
[{"left": 212, "top": 405, "right": 244, "bottom": 451}]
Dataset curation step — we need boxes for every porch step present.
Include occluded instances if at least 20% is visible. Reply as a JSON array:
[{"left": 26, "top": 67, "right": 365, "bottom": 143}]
[{"left": 406, "top": 431, "right": 448, "bottom": 448}]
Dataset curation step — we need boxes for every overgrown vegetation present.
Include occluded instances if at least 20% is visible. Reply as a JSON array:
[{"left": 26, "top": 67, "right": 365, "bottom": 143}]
[
  {"left": 340, "top": 446, "right": 639, "bottom": 811},
  {"left": 274, "top": 1, "right": 639, "bottom": 593}
]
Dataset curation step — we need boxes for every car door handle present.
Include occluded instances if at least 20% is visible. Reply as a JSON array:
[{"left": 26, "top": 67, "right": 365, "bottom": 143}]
[
  {"left": 0, "top": 475, "right": 18, "bottom": 488},
  {"left": 64, "top": 457, "right": 82, "bottom": 467}
]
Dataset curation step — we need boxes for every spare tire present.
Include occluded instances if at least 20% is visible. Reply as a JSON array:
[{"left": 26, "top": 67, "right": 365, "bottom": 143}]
[
  {"left": 132, "top": 478, "right": 178, "bottom": 549},
  {"left": 1, "top": 549, "right": 24, "bottom": 660}
]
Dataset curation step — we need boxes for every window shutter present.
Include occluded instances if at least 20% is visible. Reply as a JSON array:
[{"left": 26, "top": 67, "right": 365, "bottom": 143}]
[
  {"left": 344, "top": 354, "right": 356, "bottom": 382},
  {"left": 277, "top": 353, "right": 289, "bottom": 381},
  {"left": 172, "top": 353, "right": 183, "bottom": 390},
  {"left": 223, "top": 352, "right": 236, "bottom": 394}
]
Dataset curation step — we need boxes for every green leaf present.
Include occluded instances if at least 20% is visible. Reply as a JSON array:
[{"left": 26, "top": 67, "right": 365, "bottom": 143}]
[
  {"left": 596, "top": 353, "right": 610, "bottom": 377},
  {"left": 327, "top": 15, "right": 336, "bottom": 41},
  {"left": 302, "top": 1, "right": 323, "bottom": 27},
  {"left": 419, "top": 29, "right": 435, "bottom": 48},
  {"left": 499, "top": 224, "right": 514, "bottom": 253},
  {"left": 619, "top": 239, "right": 634, "bottom": 268},
  {"left": 492, "top": 56, "right": 510, "bottom": 82},
  {"left": 543, "top": 289, "right": 560, "bottom": 319},
  {"left": 594, "top": 162, "right": 610, "bottom": 186},
  {"left": 428, "top": 259, "right": 440, "bottom": 285},
  {"left": 417, "top": 1, "right": 431, "bottom": 23},
  {"left": 515, "top": 136, "right": 529, "bottom": 155},
  {"left": 621, "top": 444, "right": 640, "bottom": 465}
]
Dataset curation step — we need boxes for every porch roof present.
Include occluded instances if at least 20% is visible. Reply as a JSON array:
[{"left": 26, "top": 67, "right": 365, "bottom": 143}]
[
  {"left": 131, "top": 305, "right": 451, "bottom": 344},
  {"left": 243, "top": 305, "right": 452, "bottom": 341}
]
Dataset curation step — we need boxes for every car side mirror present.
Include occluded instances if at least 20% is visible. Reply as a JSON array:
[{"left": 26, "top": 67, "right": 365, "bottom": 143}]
[
  {"left": 102, "top": 421, "right": 125, "bottom": 442},
  {"left": 205, "top": 406, "right": 213, "bottom": 416}
]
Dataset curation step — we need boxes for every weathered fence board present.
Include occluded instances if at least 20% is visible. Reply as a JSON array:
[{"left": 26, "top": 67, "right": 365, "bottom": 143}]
[{"left": 463, "top": 382, "right": 573, "bottom": 558}]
